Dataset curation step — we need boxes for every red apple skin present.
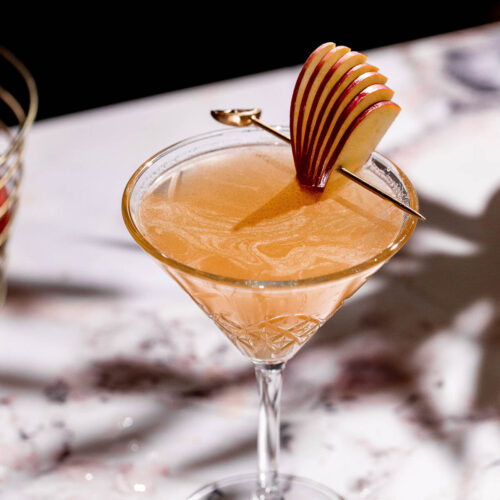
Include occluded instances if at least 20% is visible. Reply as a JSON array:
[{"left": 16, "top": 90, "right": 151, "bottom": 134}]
[
  {"left": 303, "top": 62, "right": 379, "bottom": 162},
  {"left": 318, "top": 101, "right": 401, "bottom": 188},
  {"left": 307, "top": 74, "right": 389, "bottom": 183},
  {"left": 295, "top": 46, "right": 350, "bottom": 161},
  {"left": 290, "top": 44, "right": 333, "bottom": 146},
  {"left": 0, "top": 185, "right": 9, "bottom": 235},
  {"left": 308, "top": 74, "right": 387, "bottom": 158},
  {"left": 291, "top": 44, "right": 400, "bottom": 189},
  {"left": 292, "top": 50, "right": 366, "bottom": 180},
  {"left": 313, "top": 84, "right": 394, "bottom": 176},
  {"left": 290, "top": 43, "right": 334, "bottom": 173},
  {"left": 299, "top": 51, "right": 367, "bottom": 162}
]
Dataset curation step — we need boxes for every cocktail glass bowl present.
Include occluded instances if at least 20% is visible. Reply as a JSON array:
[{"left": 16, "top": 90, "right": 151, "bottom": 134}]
[{"left": 122, "top": 127, "right": 418, "bottom": 499}]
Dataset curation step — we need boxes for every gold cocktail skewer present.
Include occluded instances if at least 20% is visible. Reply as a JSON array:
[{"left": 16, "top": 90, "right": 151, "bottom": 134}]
[{"left": 211, "top": 108, "right": 425, "bottom": 221}]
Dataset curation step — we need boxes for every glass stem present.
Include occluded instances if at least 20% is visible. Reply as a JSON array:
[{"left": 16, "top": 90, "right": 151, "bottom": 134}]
[{"left": 254, "top": 362, "right": 285, "bottom": 499}]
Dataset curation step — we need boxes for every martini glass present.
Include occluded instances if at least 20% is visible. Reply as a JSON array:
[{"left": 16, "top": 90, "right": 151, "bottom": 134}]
[{"left": 122, "top": 127, "right": 419, "bottom": 499}]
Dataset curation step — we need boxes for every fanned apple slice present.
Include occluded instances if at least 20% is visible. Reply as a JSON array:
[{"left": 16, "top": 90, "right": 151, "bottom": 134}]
[
  {"left": 290, "top": 43, "right": 402, "bottom": 192},
  {"left": 290, "top": 43, "right": 335, "bottom": 153},
  {"left": 308, "top": 72, "right": 388, "bottom": 177},
  {"left": 295, "top": 45, "right": 350, "bottom": 158},
  {"left": 305, "top": 62, "right": 378, "bottom": 156},
  {"left": 316, "top": 101, "right": 401, "bottom": 188},
  {"left": 298, "top": 51, "right": 368, "bottom": 166},
  {"left": 312, "top": 84, "right": 394, "bottom": 181}
]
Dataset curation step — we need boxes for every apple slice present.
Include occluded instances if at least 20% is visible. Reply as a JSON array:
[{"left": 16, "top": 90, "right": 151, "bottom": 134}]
[
  {"left": 295, "top": 45, "right": 350, "bottom": 158},
  {"left": 310, "top": 83, "right": 394, "bottom": 180},
  {"left": 290, "top": 42, "right": 335, "bottom": 153},
  {"left": 308, "top": 72, "right": 388, "bottom": 175},
  {"left": 297, "top": 51, "right": 368, "bottom": 163},
  {"left": 305, "top": 62, "right": 379, "bottom": 155},
  {"left": 316, "top": 101, "right": 401, "bottom": 188},
  {"left": 290, "top": 43, "right": 400, "bottom": 188}
]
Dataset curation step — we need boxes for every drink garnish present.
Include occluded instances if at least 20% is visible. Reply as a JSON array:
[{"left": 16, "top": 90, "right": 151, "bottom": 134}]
[
  {"left": 210, "top": 41, "right": 425, "bottom": 221},
  {"left": 290, "top": 42, "right": 401, "bottom": 189}
]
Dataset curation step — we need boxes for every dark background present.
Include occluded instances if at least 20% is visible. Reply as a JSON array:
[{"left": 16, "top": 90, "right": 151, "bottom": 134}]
[{"left": 4, "top": 4, "right": 500, "bottom": 121}]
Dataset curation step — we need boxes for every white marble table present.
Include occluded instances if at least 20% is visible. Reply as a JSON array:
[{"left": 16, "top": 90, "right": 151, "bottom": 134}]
[{"left": 1, "top": 23, "right": 500, "bottom": 499}]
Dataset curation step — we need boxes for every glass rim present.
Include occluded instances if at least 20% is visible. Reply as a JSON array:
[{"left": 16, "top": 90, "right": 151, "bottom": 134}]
[
  {"left": 122, "top": 127, "right": 419, "bottom": 289},
  {"left": 0, "top": 46, "right": 38, "bottom": 162}
]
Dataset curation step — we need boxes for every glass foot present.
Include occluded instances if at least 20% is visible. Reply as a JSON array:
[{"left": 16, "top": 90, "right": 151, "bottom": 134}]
[{"left": 187, "top": 473, "right": 343, "bottom": 499}]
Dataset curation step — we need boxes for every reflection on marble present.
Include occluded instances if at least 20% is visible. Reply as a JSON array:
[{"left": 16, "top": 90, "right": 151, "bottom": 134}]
[{"left": 1, "top": 23, "right": 500, "bottom": 499}]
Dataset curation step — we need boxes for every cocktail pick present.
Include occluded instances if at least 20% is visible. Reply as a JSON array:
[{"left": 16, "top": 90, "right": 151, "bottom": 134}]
[{"left": 211, "top": 108, "right": 425, "bottom": 220}]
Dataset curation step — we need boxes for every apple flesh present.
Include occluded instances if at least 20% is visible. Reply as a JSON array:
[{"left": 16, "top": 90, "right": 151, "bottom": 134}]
[
  {"left": 294, "top": 51, "right": 368, "bottom": 164},
  {"left": 291, "top": 43, "right": 400, "bottom": 188},
  {"left": 300, "top": 51, "right": 366, "bottom": 155},
  {"left": 308, "top": 72, "right": 388, "bottom": 173},
  {"left": 312, "top": 83, "right": 395, "bottom": 179},
  {"left": 317, "top": 101, "right": 401, "bottom": 188},
  {"left": 305, "top": 62, "right": 379, "bottom": 158},
  {"left": 290, "top": 42, "right": 335, "bottom": 154},
  {"left": 295, "top": 45, "right": 350, "bottom": 158}
]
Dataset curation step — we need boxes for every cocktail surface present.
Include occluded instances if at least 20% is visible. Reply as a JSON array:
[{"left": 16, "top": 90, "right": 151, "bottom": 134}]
[{"left": 138, "top": 144, "right": 403, "bottom": 281}]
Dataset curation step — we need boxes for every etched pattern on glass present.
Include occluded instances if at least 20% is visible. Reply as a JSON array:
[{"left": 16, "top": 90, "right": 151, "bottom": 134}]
[
  {"left": 167, "top": 265, "right": 375, "bottom": 363},
  {"left": 214, "top": 313, "right": 323, "bottom": 361}
]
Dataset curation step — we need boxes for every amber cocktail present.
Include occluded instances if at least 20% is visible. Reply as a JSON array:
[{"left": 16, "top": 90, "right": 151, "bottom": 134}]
[{"left": 122, "top": 127, "right": 418, "bottom": 499}]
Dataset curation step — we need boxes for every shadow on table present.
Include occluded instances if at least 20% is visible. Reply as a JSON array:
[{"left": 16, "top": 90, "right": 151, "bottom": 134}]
[
  {"left": 80, "top": 188, "right": 500, "bottom": 472},
  {"left": 0, "top": 190, "right": 498, "bottom": 476},
  {"left": 304, "top": 188, "right": 500, "bottom": 458},
  {"left": 91, "top": 357, "right": 254, "bottom": 398},
  {"left": 5, "top": 277, "right": 124, "bottom": 304},
  {"left": 0, "top": 355, "right": 256, "bottom": 474}
]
